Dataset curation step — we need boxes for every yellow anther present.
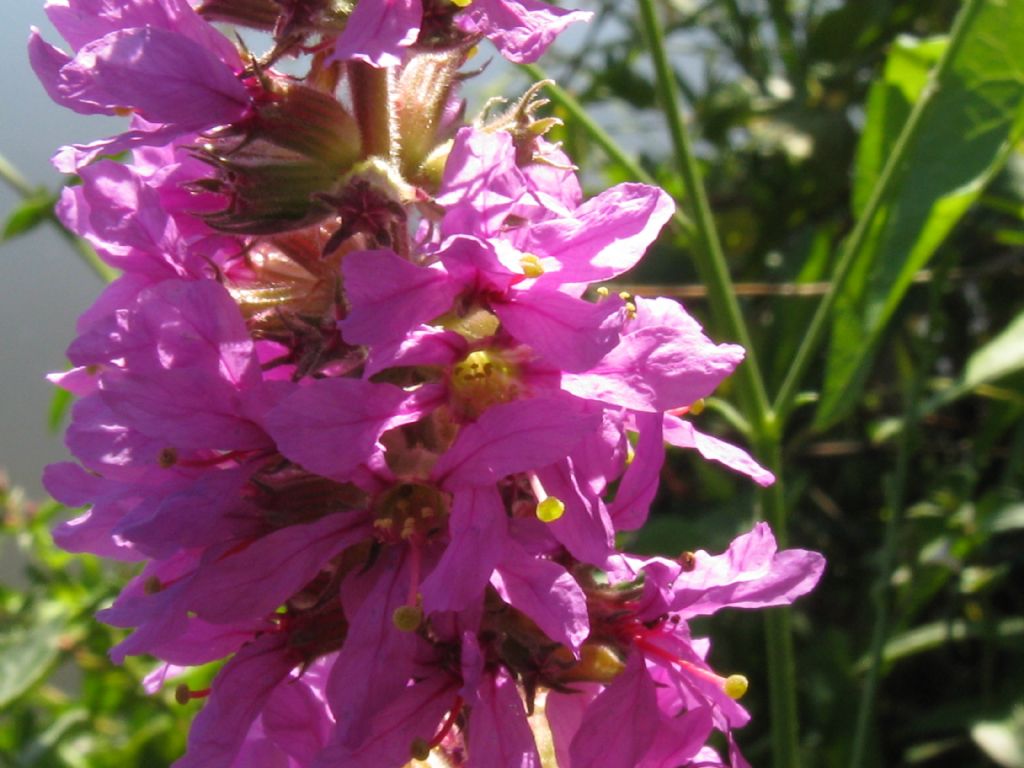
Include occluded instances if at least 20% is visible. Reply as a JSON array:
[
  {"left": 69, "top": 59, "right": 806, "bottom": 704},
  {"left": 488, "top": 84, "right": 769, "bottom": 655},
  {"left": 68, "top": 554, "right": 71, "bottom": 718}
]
[
  {"left": 410, "top": 737, "right": 431, "bottom": 761},
  {"left": 400, "top": 517, "right": 418, "bottom": 539},
  {"left": 450, "top": 348, "right": 521, "bottom": 419},
  {"left": 443, "top": 307, "right": 501, "bottom": 341},
  {"left": 519, "top": 253, "right": 545, "bottom": 278},
  {"left": 564, "top": 644, "right": 626, "bottom": 683},
  {"left": 618, "top": 291, "right": 632, "bottom": 301},
  {"left": 536, "top": 496, "right": 565, "bottom": 523},
  {"left": 625, "top": 301, "right": 637, "bottom": 318},
  {"left": 393, "top": 605, "right": 423, "bottom": 632},
  {"left": 625, "top": 444, "right": 636, "bottom": 466},
  {"left": 596, "top": 286, "right": 609, "bottom": 298},
  {"left": 690, "top": 398, "right": 706, "bottom": 415},
  {"left": 450, "top": 0, "right": 472, "bottom": 6},
  {"left": 373, "top": 518, "right": 395, "bottom": 532},
  {"left": 724, "top": 674, "right": 749, "bottom": 700}
]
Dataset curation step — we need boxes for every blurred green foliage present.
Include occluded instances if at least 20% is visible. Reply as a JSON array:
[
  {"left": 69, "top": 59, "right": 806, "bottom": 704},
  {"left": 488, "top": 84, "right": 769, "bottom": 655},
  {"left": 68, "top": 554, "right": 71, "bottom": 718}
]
[
  {"left": 2, "top": 0, "right": 1024, "bottom": 766},
  {"left": 0, "top": 481, "right": 195, "bottom": 767}
]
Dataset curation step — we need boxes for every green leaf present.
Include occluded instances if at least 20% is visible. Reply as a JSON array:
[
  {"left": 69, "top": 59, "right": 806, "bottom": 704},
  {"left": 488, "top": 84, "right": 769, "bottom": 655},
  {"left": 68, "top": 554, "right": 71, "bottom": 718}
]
[
  {"left": 872, "top": 310, "right": 1024, "bottom": 442},
  {"left": 1, "top": 193, "right": 56, "bottom": 243},
  {"left": 853, "top": 616, "right": 1024, "bottom": 673},
  {"left": 851, "top": 36, "right": 947, "bottom": 216},
  {"left": 0, "top": 609, "right": 66, "bottom": 707},
  {"left": 955, "top": 310, "right": 1024, "bottom": 398},
  {"left": 972, "top": 707, "right": 1024, "bottom": 768},
  {"left": 48, "top": 386, "right": 73, "bottom": 434},
  {"left": 816, "top": 0, "right": 1024, "bottom": 429}
]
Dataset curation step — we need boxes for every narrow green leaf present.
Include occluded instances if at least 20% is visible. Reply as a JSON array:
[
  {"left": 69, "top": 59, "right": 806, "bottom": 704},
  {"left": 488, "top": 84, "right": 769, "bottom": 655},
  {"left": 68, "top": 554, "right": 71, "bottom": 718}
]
[
  {"left": 872, "top": 310, "right": 1024, "bottom": 442},
  {"left": 852, "top": 36, "right": 947, "bottom": 216},
  {"left": 816, "top": 1, "right": 1024, "bottom": 429},
  {"left": 48, "top": 386, "right": 73, "bottom": 433},
  {"left": 0, "top": 612, "right": 66, "bottom": 707},
  {"left": 853, "top": 616, "right": 1024, "bottom": 673},
  {"left": 2, "top": 193, "right": 56, "bottom": 242},
  {"left": 955, "top": 311, "right": 1024, "bottom": 398},
  {"left": 972, "top": 708, "right": 1024, "bottom": 768}
]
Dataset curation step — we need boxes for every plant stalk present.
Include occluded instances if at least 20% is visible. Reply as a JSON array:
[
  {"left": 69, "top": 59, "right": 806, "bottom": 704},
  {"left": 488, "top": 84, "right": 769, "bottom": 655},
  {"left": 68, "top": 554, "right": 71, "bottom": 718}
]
[
  {"left": 635, "top": 0, "right": 770, "bottom": 427},
  {"left": 635, "top": 0, "right": 797, "bottom": 764},
  {"left": 0, "top": 151, "right": 116, "bottom": 283},
  {"left": 771, "top": 0, "right": 986, "bottom": 424}
]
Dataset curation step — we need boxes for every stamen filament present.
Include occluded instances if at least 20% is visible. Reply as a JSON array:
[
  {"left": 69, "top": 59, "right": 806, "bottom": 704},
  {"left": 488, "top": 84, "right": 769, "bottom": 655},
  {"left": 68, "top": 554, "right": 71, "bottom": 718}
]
[
  {"left": 174, "top": 684, "right": 212, "bottom": 704},
  {"left": 527, "top": 472, "right": 565, "bottom": 523},
  {"left": 633, "top": 635, "right": 748, "bottom": 699},
  {"left": 429, "top": 696, "right": 464, "bottom": 749}
]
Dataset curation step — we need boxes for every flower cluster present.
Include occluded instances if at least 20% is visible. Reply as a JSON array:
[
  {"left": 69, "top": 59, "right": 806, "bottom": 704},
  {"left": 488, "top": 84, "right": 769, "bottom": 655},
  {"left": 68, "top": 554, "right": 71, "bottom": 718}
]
[{"left": 36, "top": 1, "right": 824, "bottom": 766}]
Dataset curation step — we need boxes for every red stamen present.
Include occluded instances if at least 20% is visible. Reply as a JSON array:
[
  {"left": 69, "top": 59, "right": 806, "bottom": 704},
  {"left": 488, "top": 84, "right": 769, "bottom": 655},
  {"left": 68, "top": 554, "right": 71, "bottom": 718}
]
[
  {"left": 214, "top": 536, "right": 257, "bottom": 563},
  {"left": 406, "top": 542, "right": 423, "bottom": 607},
  {"left": 177, "top": 448, "right": 261, "bottom": 468},
  {"left": 428, "top": 696, "right": 464, "bottom": 750},
  {"left": 175, "top": 684, "right": 212, "bottom": 704},
  {"left": 633, "top": 633, "right": 731, "bottom": 690}
]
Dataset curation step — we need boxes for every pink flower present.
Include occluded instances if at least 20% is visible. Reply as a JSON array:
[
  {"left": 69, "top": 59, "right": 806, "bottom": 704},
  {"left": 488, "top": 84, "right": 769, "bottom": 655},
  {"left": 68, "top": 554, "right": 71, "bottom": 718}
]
[
  {"left": 330, "top": 0, "right": 591, "bottom": 67},
  {"left": 30, "top": 0, "right": 248, "bottom": 170},
  {"left": 33, "top": 3, "right": 826, "bottom": 764}
]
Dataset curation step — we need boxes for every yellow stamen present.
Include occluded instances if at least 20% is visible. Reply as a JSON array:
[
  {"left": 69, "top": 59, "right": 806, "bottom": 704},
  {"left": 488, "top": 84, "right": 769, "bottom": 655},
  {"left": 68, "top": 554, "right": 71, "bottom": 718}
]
[
  {"left": 536, "top": 496, "right": 565, "bottom": 523},
  {"left": 689, "top": 398, "right": 706, "bottom": 415},
  {"left": 596, "top": 286, "right": 609, "bottom": 298},
  {"left": 392, "top": 605, "right": 423, "bottom": 632},
  {"left": 724, "top": 674, "right": 749, "bottom": 700},
  {"left": 520, "top": 253, "right": 545, "bottom": 278},
  {"left": 562, "top": 644, "right": 626, "bottom": 683},
  {"left": 528, "top": 472, "right": 565, "bottom": 522}
]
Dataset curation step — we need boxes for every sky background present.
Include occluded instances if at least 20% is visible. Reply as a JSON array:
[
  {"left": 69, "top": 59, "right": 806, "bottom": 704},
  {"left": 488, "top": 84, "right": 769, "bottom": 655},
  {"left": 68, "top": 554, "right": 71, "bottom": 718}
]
[{"left": 0, "top": 4, "right": 115, "bottom": 498}]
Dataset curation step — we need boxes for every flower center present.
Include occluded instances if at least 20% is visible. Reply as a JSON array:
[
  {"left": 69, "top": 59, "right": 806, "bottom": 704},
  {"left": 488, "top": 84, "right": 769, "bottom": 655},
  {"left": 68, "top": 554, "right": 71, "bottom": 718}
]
[
  {"left": 372, "top": 483, "right": 449, "bottom": 545},
  {"left": 449, "top": 348, "right": 522, "bottom": 420}
]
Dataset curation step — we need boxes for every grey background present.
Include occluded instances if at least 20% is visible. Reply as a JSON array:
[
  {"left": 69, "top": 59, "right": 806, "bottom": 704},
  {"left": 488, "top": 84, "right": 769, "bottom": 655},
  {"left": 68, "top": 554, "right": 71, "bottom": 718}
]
[{"left": 0, "top": 5, "right": 114, "bottom": 499}]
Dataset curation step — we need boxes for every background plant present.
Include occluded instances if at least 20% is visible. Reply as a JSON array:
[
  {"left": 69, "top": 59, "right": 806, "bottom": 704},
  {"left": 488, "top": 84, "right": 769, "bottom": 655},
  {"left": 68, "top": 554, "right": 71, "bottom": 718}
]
[{"left": 2, "top": 0, "right": 1024, "bottom": 766}]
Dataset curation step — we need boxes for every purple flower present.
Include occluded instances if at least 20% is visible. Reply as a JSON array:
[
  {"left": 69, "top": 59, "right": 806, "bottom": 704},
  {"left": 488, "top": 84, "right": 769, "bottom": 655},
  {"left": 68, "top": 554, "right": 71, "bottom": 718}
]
[
  {"left": 33, "top": 2, "right": 826, "bottom": 763},
  {"left": 330, "top": 0, "right": 591, "bottom": 67},
  {"left": 31, "top": 0, "right": 248, "bottom": 170}
]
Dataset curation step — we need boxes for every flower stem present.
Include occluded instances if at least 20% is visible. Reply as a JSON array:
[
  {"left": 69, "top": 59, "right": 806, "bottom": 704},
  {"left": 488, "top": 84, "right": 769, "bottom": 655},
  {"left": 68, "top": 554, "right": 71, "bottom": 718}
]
[
  {"left": 771, "top": 0, "right": 985, "bottom": 425},
  {"left": 0, "top": 151, "right": 36, "bottom": 198},
  {"left": 634, "top": 1, "right": 797, "bottom": 764},
  {"left": 634, "top": 0, "right": 770, "bottom": 426},
  {"left": 848, "top": 255, "right": 944, "bottom": 767},
  {"left": 0, "top": 151, "right": 116, "bottom": 284}
]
